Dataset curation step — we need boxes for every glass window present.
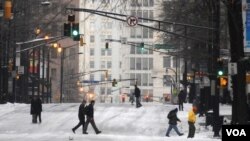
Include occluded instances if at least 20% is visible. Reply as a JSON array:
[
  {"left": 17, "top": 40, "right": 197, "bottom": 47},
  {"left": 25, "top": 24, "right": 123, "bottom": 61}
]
[
  {"left": 142, "top": 58, "right": 148, "bottom": 70},
  {"left": 130, "top": 58, "right": 135, "bottom": 70},
  {"left": 149, "top": 58, "right": 153, "bottom": 69},
  {"left": 101, "top": 61, "right": 106, "bottom": 68},
  {"left": 90, "top": 35, "right": 95, "bottom": 43},
  {"left": 149, "top": 28, "right": 153, "bottom": 38},
  {"left": 173, "top": 57, "right": 179, "bottom": 68},
  {"left": 163, "top": 57, "right": 171, "bottom": 68},
  {"left": 90, "top": 48, "right": 94, "bottom": 56},
  {"left": 148, "top": 74, "right": 153, "bottom": 86},
  {"left": 143, "top": 27, "right": 149, "bottom": 38},
  {"left": 101, "top": 74, "right": 105, "bottom": 81},
  {"left": 130, "top": 45, "right": 136, "bottom": 54},
  {"left": 136, "top": 73, "right": 141, "bottom": 86},
  {"left": 100, "top": 35, "right": 105, "bottom": 42},
  {"left": 143, "top": 0, "right": 148, "bottom": 7},
  {"left": 149, "top": 10, "right": 153, "bottom": 23},
  {"left": 90, "top": 74, "right": 94, "bottom": 81},
  {"left": 142, "top": 73, "right": 148, "bottom": 86},
  {"left": 136, "top": 27, "right": 142, "bottom": 38},
  {"left": 131, "top": 0, "right": 136, "bottom": 6},
  {"left": 131, "top": 28, "right": 136, "bottom": 38},
  {"left": 107, "top": 88, "right": 111, "bottom": 94},
  {"left": 100, "top": 87, "right": 105, "bottom": 95},
  {"left": 136, "top": 58, "right": 141, "bottom": 70},
  {"left": 101, "top": 49, "right": 106, "bottom": 56},
  {"left": 107, "top": 61, "right": 112, "bottom": 68},
  {"left": 130, "top": 73, "right": 136, "bottom": 86},
  {"left": 136, "top": 46, "right": 142, "bottom": 54},
  {"left": 149, "top": 0, "right": 154, "bottom": 6},
  {"left": 131, "top": 10, "right": 136, "bottom": 16},
  {"left": 90, "top": 61, "right": 95, "bottom": 68},
  {"left": 107, "top": 48, "right": 112, "bottom": 56},
  {"left": 143, "top": 10, "right": 148, "bottom": 23},
  {"left": 137, "top": 10, "right": 142, "bottom": 23}
]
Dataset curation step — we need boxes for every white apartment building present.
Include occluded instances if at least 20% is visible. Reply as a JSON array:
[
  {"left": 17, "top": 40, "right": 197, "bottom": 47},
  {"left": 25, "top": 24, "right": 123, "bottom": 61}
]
[{"left": 79, "top": 0, "right": 181, "bottom": 103}]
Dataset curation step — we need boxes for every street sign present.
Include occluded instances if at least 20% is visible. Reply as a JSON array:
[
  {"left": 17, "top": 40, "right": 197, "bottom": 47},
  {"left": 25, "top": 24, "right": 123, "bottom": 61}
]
[
  {"left": 18, "top": 66, "right": 24, "bottom": 74},
  {"left": 155, "top": 44, "right": 175, "bottom": 50},
  {"left": 126, "top": 16, "right": 138, "bottom": 27},
  {"left": 228, "top": 62, "right": 237, "bottom": 75}
]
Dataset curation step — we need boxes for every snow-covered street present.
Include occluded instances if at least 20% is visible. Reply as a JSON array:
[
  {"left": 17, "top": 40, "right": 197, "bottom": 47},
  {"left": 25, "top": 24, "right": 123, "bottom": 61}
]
[{"left": 0, "top": 102, "right": 223, "bottom": 141}]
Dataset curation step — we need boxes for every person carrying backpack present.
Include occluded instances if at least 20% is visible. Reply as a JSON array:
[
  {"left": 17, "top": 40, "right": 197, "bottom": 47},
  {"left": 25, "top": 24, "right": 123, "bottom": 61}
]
[{"left": 165, "top": 108, "right": 184, "bottom": 137}]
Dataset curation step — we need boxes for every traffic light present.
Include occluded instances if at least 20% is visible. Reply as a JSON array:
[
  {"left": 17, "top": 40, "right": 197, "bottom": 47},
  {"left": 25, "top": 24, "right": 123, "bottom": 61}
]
[
  {"left": 217, "top": 60, "right": 224, "bottom": 76},
  {"left": 72, "top": 23, "right": 80, "bottom": 41},
  {"left": 4, "top": 0, "right": 12, "bottom": 20},
  {"left": 112, "top": 79, "right": 117, "bottom": 87},
  {"left": 218, "top": 77, "right": 228, "bottom": 87},
  {"left": 64, "top": 23, "right": 71, "bottom": 36},
  {"left": 68, "top": 14, "right": 75, "bottom": 23},
  {"left": 105, "top": 42, "right": 109, "bottom": 49}
]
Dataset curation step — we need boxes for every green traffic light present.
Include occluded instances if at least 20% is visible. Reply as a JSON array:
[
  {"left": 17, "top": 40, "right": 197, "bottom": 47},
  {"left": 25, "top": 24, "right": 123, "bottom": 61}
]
[
  {"left": 218, "top": 70, "right": 224, "bottom": 76},
  {"left": 72, "top": 30, "right": 79, "bottom": 36}
]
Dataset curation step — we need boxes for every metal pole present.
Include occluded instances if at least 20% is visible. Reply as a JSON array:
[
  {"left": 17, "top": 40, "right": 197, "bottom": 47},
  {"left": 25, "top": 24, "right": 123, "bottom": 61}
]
[
  {"left": 46, "top": 47, "right": 50, "bottom": 103},
  {"left": 60, "top": 48, "right": 64, "bottom": 103}
]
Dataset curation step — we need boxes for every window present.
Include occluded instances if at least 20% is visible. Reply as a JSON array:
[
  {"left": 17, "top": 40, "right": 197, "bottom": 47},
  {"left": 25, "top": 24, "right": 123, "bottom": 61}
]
[
  {"left": 163, "top": 57, "right": 171, "bottom": 68},
  {"left": 90, "top": 74, "right": 94, "bottom": 81},
  {"left": 173, "top": 57, "right": 180, "bottom": 68},
  {"left": 149, "top": 28, "right": 153, "bottom": 38},
  {"left": 142, "top": 58, "right": 148, "bottom": 70},
  {"left": 90, "top": 61, "right": 95, "bottom": 68},
  {"left": 148, "top": 74, "right": 153, "bottom": 86},
  {"left": 107, "top": 61, "right": 112, "bottom": 68},
  {"left": 142, "top": 73, "right": 148, "bottom": 86},
  {"left": 130, "top": 73, "right": 136, "bottom": 86},
  {"left": 100, "top": 35, "right": 105, "bottom": 42},
  {"left": 90, "top": 48, "right": 94, "bottom": 56},
  {"left": 149, "top": 58, "right": 153, "bottom": 69},
  {"left": 130, "top": 58, "right": 135, "bottom": 70},
  {"left": 107, "top": 48, "right": 112, "bottom": 56},
  {"left": 136, "top": 73, "right": 141, "bottom": 86},
  {"left": 136, "top": 58, "right": 141, "bottom": 70},
  {"left": 130, "top": 45, "right": 136, "bottom": 54},
  {"left": 101, "top": 49, "right": 106, "bottom": 56},
  {"left": 149, "top": 10, "right": 153, "bottom": 22},
  {"left": 143, "top": 0, "right": 148, "bottom": 7},
  {"left": 149, "top": 0, "right": 154, "bottom": 6},
  {"left": 143, "top": 10, "right": 148, "bottom": 23},
  {"left": 100, "top": 87, "right": 105, "bottom": 95},
  {"left": 131, "top": 28, "right": 136, "bottom": 38},
  {"left": 143, "top": 27, "right": 149, "bottom": 38},
  {"left": 136, "top": 27, "right": 142, "bottom": 38},
  {"left": 90, "top": 22, "right": 95, "bottom": 31},
  {"left": 90, "top": 35, "right": 95, "bottom": 43},
  {"left": 101, "top": 74, "right": 105, "bottom": 81},
  {"left": 137, "top": 10, "right": 142, "bottom": 23},
  {"left": 92, "top": 0, "right": 95, "bottom": 4},
  {"left": 101, "top": 61, "right": 106, "bottom": 69},
  {"left": 131, "top": 10, "right": 136, "bottom": 16}
]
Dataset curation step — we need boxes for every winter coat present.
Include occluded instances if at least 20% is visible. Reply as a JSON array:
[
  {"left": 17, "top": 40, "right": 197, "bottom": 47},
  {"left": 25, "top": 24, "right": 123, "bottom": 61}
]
[
  {"left": 134, "top": 87, "right": 141, "bottom": 98},
  {"left": 30, "top": 98, "right": 42, "bottom": 115},
  {"left": 188, "top": 110, "right": 196, "bottom": 123},
  {"left": 178, "top": 91, "right": 185, "bottom": 103},
  {"left": 167, "top": 108, "right": 180, "bottom": 125},
  {"left": 78, "top": 103, "right": 86, "bottom": 121},
  {"left": 86, "top": 104, "right": 94, "bottom": 118}
]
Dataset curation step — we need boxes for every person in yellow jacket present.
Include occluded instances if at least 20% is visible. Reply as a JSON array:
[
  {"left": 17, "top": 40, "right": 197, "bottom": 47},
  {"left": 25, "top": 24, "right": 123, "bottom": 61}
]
[{"left": 187, "top": 106, "right": 197, "bottom": 138}]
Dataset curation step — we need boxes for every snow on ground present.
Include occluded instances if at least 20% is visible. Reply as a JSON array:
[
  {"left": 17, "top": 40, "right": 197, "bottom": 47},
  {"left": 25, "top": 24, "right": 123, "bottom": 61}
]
[{"left": 0, "top": 102, "right": 226, "bottom": 141}]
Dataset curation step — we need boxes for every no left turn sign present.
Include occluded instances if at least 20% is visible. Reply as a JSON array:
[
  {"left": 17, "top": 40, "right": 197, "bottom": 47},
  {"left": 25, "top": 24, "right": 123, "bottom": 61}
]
[{"left": 126, "top": 16, "right": 138, "bottom": 27}]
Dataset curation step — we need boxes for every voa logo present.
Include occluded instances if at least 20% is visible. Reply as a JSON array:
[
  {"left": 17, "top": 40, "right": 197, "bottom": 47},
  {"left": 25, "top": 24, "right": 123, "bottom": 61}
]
[{"left": 226, "top": 129, "right": 246, "bottom": 136}]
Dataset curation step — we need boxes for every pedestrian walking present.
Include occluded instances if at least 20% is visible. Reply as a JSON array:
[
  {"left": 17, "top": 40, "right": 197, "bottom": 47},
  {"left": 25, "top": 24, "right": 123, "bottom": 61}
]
[
  {"left": 129, "top": 93, "right": 135, "bottom": 105},
  {"left": 178, "top": 90, "right": 185, "bottom": 111},
  {"left": 165, "top": 108, "right": 184, "bottom": 137},
  {"left": 72, "top": 99, "right": 87, "bottom": 134},
  {"left": 187, "top": 106, "right": 197, "bottom": 138},
  {"left": 82, "top": 100, "right": 101, "bottom": 134},
  {"left": 30, "top": 96, "right": 42, "bottom": 123},
  {"left": 134, "top": 85, "right": 142, "bottom": 108}
]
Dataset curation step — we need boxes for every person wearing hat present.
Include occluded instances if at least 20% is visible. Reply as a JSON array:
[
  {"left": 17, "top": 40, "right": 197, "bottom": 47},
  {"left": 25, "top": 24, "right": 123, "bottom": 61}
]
[
  {"left": 188, "top": 106, "right": 197, "bottom": 138},
  {"left": 165, "top": 108, "right": 184, "bottom": 137}
]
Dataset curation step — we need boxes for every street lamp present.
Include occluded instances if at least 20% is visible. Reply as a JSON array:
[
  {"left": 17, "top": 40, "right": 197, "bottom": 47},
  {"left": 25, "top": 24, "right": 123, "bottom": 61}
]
[{"left": 60, "top": 49, "right": 83, "bottom": 103}]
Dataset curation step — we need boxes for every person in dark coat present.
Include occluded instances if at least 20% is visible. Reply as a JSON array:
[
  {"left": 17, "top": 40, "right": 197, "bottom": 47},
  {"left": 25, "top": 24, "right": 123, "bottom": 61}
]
[
  {"left": 72, "top": 99, "right": 87, "bottom": 134},
  {"left": 165, "top": 108, "right": 184, "bottom": 137},
  {"left": 134, "top": 85, "right": 142, "bottom": 108},
  {"left": 82, "top": 100, "right": 101, "bottom": 134},
  {"left": 178, "top": 90, "right": 185, "bottom": 111},
  {"left": 30, "top": 96, "right": 42, "bottom": 123}
]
